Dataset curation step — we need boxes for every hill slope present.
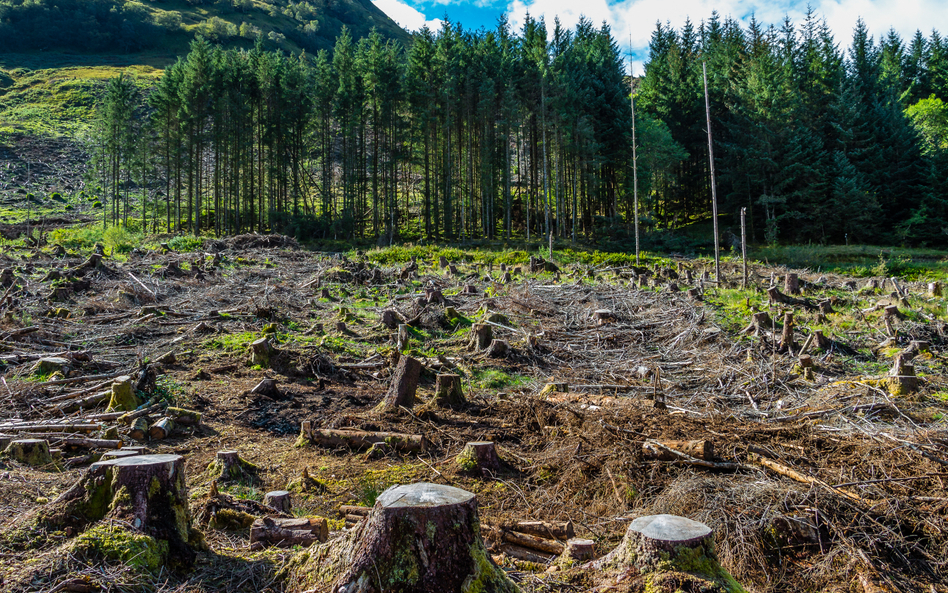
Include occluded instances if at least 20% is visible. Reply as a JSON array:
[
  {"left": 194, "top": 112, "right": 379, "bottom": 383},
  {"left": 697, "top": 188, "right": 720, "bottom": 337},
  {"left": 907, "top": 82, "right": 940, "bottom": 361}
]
[{"left": 0, "top": 0, "right": 410, "bottom": 56}]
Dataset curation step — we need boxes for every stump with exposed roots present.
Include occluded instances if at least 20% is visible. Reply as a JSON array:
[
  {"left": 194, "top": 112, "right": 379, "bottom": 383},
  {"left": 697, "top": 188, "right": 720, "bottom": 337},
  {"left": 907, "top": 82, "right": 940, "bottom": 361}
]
[
  {"left": 290, "top": 482, "right": 518, "bottom": 593},
  {"left": 31, "top": 454, "right": 202, "bottom": 567},
  {"left": 584, "top": 514, "right": 744, "bottom": 592}
]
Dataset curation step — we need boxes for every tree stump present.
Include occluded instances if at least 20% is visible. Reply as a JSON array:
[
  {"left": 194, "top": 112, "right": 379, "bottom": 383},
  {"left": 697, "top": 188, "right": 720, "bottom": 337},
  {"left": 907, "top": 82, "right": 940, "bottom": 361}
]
[
  {"left": 39, "top": 454, "right": 199, "bottom": 567},
  {"left": 585, "top": 514, "right": 742, "bottom": 591},
  {"left": 741, "top": 311, "right": 772, "bottom": 335},
  {"left": 464, "top": 284, "right": 478, "bottom": 295},
  {"left": 784, "top": 273, "right": 800, "bottom": 295},
  {"left": 211, "top": 450, "right": 258, "bottom": 482},
  {"left": 456, "top": 441, "right": 500, "bottom": 476},
  {"left": 558, "top": 538, "right": 596, "bottom": 563},
  {"left": 426, "top": 289, "right": 446, "bottom": 305},
  {"left": 439, "top": 255, "right": 449, "bottom": 269},
  {"left": 486, "top": 339, "right": 509, "bottom": 358},
  {"left": 100, "top": 449, "right": 142, "bottom": 461},
  {"left": 107, "top": 375, "right": 140, "bottom": 412},
  {"left": 502, "top": 271, "right": 512, "bottom": 284},
  {"left": 887, "top": 356, "right": 919, "bottom": 396},
  {"left": 818, "top": 299, "right": 835, "bottom": 315},
  {"left": 593, "top": 309, "right": 615, "bottom": 325},
  {"left": 883, "top": 305, "right": 902, "bottom": 319},
  {"left": 396, "top": 324, "right": 410, "bottom": 351},
  {"left": 471, "top": 323, "right": 493, "bottom": 351},
  {"left": 264, "top": 490, "right": 292, "bottom": 513},
  {"left": 295, "top": 483, "right": 517, "bottom": 593},
  {"left": 381, "top": 355, "right": 422, "bottom": 410},
  {"left": 779, "top": 312, "right": 795, "bottom": 351},
  {"left": 929, "top": 282, "right": 942, "bottom": 297},
  {"left": 251, "top": 378, "right": 281, "bottom": 398},
  {"left": 250, "top": 337, "right": 276, "bottom": 367},
  {"left": 432, "top": 373, "right": 465, "bottom": 408},
  {"left": 31, "top": 356, "right": 71, "bottom": 377},
  {"left": 380, "top": 309, "right": 400, "bottom": 330},
  {"left": 4, "top": 438, "right": 53, "bottom": 466}
]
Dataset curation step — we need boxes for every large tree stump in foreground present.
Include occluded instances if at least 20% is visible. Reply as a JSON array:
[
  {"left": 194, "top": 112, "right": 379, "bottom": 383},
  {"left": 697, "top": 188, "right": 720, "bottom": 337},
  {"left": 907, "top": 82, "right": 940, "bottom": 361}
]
[
  {"left": 584, "top": 514, "right": 744, "bottom": 592},
  {"left": 293, "top": 483, "right": 517, "bottom": 593},
  {"left": 36, "top": 454, "right": 201, "bottom": 567}
]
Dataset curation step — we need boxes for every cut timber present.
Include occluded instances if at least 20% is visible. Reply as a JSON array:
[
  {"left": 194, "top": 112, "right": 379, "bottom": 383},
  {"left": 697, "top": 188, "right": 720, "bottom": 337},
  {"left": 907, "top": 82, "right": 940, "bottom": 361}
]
[
  {"left": 148, "top": 417, "right": 174, "bottom": 440},
  {"left": 263, "top": 490, "right": 292, "bottom": 513},
  {"left": 642, "top": 439, "right": 714, "bottom": 462},
  {"left": 167, "top": 407, "right": 202, "bottom": 426},
  {"left": 210, "top": 450, "right": 258, "bottom": 482},
  {"left": 303, "top": 428, "right": 426, "bottom": 453},
  {"left": 513, "top": 520, "right": 575, "bottom": 541},
  {"left": 39, "top": 454, "right": 199, "bottom": 567},
  {"left": 586, "top": 514, "right": 742, "bottom": 591},
  {"left": 250, "top": 516, "right": 328, "bottom": 548},
  {"left": 129, "top": 417, "right": 149, "bottom": 441},
  {"left": 4, "top": 438, "right": 53, "bottom": 465},
  {"left": 457, "top": 441, "right": 500, "bottom": 476},
  {"left": 381, "top": 355, "right": 422, "bottom": 410},
  {"left": 295, "top": 482, "right": 517, "bottom": 593},
  {"left": 432, "top": 373, "right": 465, "bottom": 408},
  {"left": 471, "top": 323, "right": 493, "bottom": 350},
  {"left": 486, "top": 339, "right": 509, "bottom": 358},
  {"left": 250, "top": 337, "right": 277, "bottom": 367},
  {"left": 502, "top": 529, "right": 564, "bottom": 555}
]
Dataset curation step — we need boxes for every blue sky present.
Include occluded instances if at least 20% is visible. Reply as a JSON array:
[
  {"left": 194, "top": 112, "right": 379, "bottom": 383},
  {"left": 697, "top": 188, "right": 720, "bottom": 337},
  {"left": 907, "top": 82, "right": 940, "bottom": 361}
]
[{"left": 372, "top": 0, "right": 948, "bottom": 72}]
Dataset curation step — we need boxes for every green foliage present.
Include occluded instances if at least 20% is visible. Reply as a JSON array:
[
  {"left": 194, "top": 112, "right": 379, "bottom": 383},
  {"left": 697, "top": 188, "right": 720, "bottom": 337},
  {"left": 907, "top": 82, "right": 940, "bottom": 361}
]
[{"left": 166, "top": 235, "right": 205, "bottom": 252}]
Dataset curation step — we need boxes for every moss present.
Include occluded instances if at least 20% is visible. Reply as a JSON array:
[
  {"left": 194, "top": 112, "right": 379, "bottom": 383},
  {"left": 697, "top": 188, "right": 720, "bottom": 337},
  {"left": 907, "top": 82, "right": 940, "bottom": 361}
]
[
  {"left": 460, "top": 537, "right": 519, "bottom": 593},
  {"left": 456, "top": 447, "right": 478, "bottom": 472},
  {"left": 209, "top": 509, "right": 255, "bottom": 530},
  {"left": 649, "top": 542, "right": 746, "bottom": 593},
  {"left": 71, "top": 523, "right": 169, "bottom": 573}
]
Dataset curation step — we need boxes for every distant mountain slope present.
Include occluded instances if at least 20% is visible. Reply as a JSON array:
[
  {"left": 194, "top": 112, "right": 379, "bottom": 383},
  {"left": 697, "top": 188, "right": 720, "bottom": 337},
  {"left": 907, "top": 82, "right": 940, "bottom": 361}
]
[{"left": 0, "top": 0, "right": 410, "bottom": 56}]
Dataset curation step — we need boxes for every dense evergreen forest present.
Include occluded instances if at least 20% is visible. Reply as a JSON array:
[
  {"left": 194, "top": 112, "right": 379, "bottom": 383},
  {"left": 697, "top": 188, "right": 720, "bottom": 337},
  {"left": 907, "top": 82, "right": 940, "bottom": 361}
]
[{"left": 91, "top": 10, "right": 948, "bottom": 247}]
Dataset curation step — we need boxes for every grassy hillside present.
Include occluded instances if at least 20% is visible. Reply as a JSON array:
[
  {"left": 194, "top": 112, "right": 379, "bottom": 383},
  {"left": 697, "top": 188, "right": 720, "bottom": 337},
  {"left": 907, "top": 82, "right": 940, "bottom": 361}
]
[{"left": 0, "top": 0, "right": 410, "bottom": 56}]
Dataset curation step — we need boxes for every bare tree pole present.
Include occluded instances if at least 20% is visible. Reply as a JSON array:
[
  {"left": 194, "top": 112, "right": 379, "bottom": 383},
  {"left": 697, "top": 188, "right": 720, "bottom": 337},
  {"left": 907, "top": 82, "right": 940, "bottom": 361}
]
[
  {"left": 703, "top": 62, "right": 720, "bottom": 282},
  {"left": 630, "top": 45, "right": 640, "bottom": 267},
  {"left": 741, "top": 207, "right": 748, "bottom": 289}
]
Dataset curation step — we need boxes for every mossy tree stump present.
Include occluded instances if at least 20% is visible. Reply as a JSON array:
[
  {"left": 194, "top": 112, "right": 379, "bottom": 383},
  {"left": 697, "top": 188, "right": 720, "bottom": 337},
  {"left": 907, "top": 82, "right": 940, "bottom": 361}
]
[
  {"left": 250, "top": 337, "right": 277, "bottom": 367},
  {"left": 585, "top": 514, "right": 744, "bottom": 592},
  {"left": 295, "top": 482, "right": 518, "bottom": 593},
  {"left": 106, "top": 377, "right": 138, "bottom": 413},
  {"left": 432, "top": 373, "right": 465, "bottom": 408},
  {"left": 456, "top": 441, "right": 500, "bottom": 477},
  {"left": 210, "top": 450, "right": 259, "bottom": 482},
  {"left": 4, "top": 439, "right": 53, "bottom": 466},
  {"left": 39, "top": 454, "right": 199, "bottom": 567}
]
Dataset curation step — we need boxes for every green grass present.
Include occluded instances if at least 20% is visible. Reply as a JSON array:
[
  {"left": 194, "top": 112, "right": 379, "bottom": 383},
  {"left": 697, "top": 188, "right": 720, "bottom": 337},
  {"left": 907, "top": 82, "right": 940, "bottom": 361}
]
[
  {"left": 203, "top": 331, "right": 259, "bottom": 353},
  {"left": 752, "top": 244, "right": 948, "bottom": 281}
]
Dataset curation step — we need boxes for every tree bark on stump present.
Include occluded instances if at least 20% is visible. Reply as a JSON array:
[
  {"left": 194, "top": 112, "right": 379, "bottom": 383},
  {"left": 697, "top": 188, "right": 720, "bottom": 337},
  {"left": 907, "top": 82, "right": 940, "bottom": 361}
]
[
  {"left": 396, "top": 323, "right": 410, "bottom": 351},
  {"left": 38, "top": 454, "right": 199, "bottom": 567},
  {"left": 486, "top": 339, "right": 509, "bottom": 358},
  {"left": 211, "top": 450, "right": 258, "bottom": 482},
  {"left": 742, "top": 311, "right": 772, "bottom": 335},
  {"left": 584, "top": 514, "right": 741, "bottom": 591},
  {"left": 4, "top": 438, "right": 53, "bottom": 466},
  {"left": 557, "top": 538, "right": 596, "bottom": 564},
  {"left": 263, "top": 490, "right": 292, "bottom": 513},
  {"left": 294, "top": 482, "right": 517, "bottom": 593},
  {"left": 784, "top": 273, "right": 800, "bottom": 295},
  {"left": 380, "top": 309, "right": 401, "bottom": 330},
  {"left": 381, "top": 355, "right": 422, "bottom": 410},
  {"left": 779, "top": 312, "right": 795, "bottom": 352},
  {"left": 471, "top": 324, "right": 493, "bottom": 351},
  {"left": 432, "top": 373, "right": 465, "bottom": 408},
  {"left": 456, "top": 441, "right": 500, "bottom": 476}
]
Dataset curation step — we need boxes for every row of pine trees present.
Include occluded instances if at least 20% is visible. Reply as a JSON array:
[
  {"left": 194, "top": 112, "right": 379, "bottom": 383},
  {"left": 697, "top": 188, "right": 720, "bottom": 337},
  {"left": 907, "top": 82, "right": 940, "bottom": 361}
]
[{"left": 93, "top": 11, "right": 948, "bottom": 246}]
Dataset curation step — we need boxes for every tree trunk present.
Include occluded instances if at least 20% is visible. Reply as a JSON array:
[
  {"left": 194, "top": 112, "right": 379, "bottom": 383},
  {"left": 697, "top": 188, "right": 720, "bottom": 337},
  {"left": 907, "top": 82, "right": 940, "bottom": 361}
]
[{"left": 293, "top": 482, "right": 517, "bottom": 593}]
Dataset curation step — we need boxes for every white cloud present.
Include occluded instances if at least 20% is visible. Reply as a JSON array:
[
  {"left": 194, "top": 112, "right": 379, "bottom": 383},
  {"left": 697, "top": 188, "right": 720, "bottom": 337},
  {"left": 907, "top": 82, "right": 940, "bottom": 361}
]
[
  {"left": 373, "top": 0, "right": 443, "bottom": 32},
  {"left": 507, "top": 0, "right": 948, "bottom": 70}
]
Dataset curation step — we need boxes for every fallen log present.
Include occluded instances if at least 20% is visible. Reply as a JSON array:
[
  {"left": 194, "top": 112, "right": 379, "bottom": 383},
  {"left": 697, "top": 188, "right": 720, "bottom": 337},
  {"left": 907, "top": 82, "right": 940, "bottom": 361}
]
[
  {"left": 511, "top": 520, "right": 575, "bottom": 541},
  {"left": 643, "top": 440, "right": 714, "bottom": 462},
  {"left": 750, "top": 454, "right": 869, "bottom": 504},
  {"left": 502, "top": 529, "right": 565, "bottom": 555},
  {"left": 302, "top": 427, "right": 426, "bottom": 453},
  {"left": 250, "top": 516, "right": 328, "bottom": 549}
]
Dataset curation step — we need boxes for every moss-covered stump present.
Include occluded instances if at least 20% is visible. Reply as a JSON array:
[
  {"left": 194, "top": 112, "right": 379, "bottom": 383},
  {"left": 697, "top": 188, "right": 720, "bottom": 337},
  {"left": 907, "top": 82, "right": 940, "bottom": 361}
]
[
  {"left": 456, "top": 441, "right": 500, "bottom": 477},
  {"left": 432, "top": 373, "right": 465, "bottom": 408},
  {"left": 31, "top": 356, "right": 71, "bottom": 377},
  {"left": 33, "top": 454, "right": 200, "bottom": 567},
  {"left": 209, "top": 450, "right": 259, "bottom": 482},
  {"left": 290, "top": 482, "right": 518, "bottom": 593},
  {"left": 585, "top": 514, "right": 744, "bottom": 593},
  {"left": 4, "top": 438, "right": 53, "bottom": 466},
  {"left": 107, "top": 375, "right": 140, "bottom": 412}
]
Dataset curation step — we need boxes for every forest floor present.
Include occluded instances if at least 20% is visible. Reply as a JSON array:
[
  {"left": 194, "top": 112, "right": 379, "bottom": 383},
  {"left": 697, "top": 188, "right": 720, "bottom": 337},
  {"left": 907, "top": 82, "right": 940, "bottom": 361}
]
[{"left": 0, "top": 221, "right": 944, "bottom": 592}]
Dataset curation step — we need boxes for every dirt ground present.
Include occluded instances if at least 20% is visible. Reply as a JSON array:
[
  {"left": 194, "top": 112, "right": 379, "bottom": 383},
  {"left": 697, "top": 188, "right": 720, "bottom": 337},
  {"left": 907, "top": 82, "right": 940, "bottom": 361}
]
[{"left": 0, "top": 231, "right": 945, "bottom": 593}]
